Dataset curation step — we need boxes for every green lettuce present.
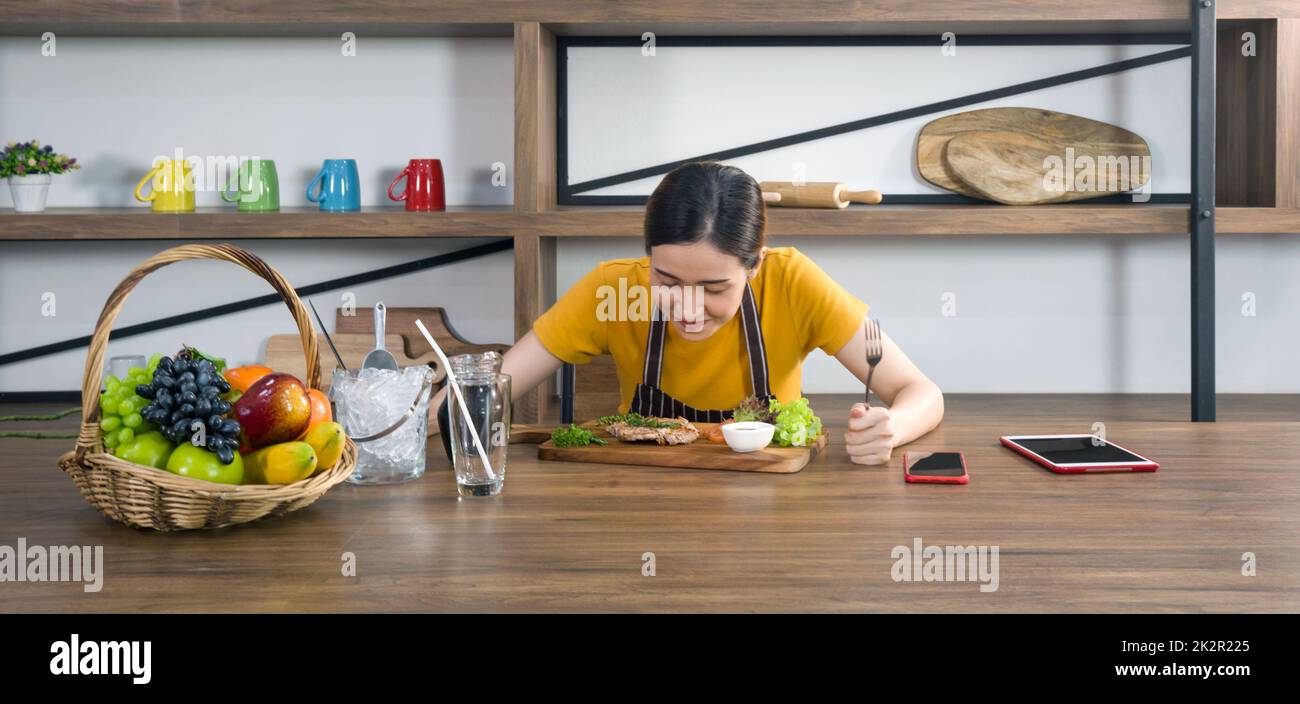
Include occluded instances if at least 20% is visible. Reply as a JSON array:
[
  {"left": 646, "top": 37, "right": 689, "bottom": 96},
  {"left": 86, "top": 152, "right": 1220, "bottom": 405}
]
[{"left": 769, "top": 397, "right": 822, "bottom": 447}]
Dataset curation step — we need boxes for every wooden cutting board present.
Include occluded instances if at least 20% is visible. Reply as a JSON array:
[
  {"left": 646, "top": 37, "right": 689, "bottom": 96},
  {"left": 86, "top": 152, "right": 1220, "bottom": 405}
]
[
  {"left": 538, "top": 422, "right": 828, "bottom": 473},
  {"left": 508, "top": 424, "right": 557, "bottom": 444},
  {"left": 916, "top": 107, "right": 1150, "bottom": 202},
  {"left": 334, "top": 306, "right": 509, "bottom": 359}
]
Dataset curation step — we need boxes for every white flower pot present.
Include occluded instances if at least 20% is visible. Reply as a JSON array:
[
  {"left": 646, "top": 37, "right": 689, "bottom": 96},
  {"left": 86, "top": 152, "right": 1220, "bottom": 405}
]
[{"left": 8, "top": 174, "right": 53, "bottom": 213}]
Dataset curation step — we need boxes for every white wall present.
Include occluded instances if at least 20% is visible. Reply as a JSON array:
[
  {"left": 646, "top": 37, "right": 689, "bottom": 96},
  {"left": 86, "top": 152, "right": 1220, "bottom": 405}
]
[
  {"left": 0, "top": 36, "right": 514, "bottom": 208},
  {"left": 0, "top": 36, "right": 514, "bottom": 392},
  {"left": 2, "top": 37, "right": 1297, "bottom": 394}
]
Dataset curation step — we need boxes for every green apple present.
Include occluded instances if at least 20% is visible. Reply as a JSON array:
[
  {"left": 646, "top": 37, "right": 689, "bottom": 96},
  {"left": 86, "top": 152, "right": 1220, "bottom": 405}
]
[{"left": 166, "top": 443, "right": 244, "bottom": 485}]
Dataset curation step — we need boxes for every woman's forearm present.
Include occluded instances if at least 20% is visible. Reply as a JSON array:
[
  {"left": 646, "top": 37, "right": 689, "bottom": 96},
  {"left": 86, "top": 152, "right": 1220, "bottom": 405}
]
[
  {"left": 500, "top": 330, "right": 565, "bottom": 404},
  {"left": 883, "top": 380, "right": 945, "bottom": 446},
  {"left": 834, "top": 320, "right": 945, "bottom": 447}
]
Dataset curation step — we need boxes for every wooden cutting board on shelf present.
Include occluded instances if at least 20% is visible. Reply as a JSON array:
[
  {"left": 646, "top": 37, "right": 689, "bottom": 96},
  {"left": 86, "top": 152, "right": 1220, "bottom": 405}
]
[
  {"left": 264, "top": 333, "right": 441, "bottom": 394},
  {"left": 334, "top": 306, "right": 509, "bottom": 359},
  {"left": 538, "top": 422, "right": 828, "bottom": 473},
  {"left": 916, "top": 107, "right": 1150, "bottom": 202}
]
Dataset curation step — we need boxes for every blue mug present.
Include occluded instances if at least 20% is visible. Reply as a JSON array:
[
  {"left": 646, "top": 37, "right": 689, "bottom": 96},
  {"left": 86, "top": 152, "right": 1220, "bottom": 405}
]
[{"left": 306, "top": 159, "right": 361, "bottom": 212}]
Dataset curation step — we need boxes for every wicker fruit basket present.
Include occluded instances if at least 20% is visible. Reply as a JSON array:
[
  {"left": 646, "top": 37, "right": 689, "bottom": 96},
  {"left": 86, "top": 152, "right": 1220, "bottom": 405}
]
[{"left": 57, "top": 244, "right": 357, "bottom": 531}]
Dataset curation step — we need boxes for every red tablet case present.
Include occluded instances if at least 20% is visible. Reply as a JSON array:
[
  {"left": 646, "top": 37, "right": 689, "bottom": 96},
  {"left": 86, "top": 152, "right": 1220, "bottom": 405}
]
[{"left": 1000, "top": 435, "right": 1159, "bottom": 474}]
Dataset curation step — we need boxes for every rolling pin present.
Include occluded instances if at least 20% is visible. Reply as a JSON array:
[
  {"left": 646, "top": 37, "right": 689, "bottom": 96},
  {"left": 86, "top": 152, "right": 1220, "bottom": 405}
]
[{"left": 760, "top": 181, "right": 884, "bottom": 208}]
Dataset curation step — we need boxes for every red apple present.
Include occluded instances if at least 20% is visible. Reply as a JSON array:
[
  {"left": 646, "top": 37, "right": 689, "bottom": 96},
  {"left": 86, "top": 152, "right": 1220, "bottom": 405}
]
[{"left": 233, "top": 372, "right": 312, "bottom": 450}]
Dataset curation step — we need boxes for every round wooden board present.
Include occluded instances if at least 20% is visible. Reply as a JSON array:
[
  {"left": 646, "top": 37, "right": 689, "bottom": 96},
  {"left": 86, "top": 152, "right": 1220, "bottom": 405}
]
[{"left": 916, "top": 107, "right": 1150, "bottom": 202}]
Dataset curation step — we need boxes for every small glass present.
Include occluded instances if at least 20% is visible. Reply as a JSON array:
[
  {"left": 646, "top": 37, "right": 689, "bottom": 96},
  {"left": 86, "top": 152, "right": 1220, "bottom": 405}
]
[
  {"left": 446, "top": 352, "right": 510, "bottom": 497},
  {"left": 331, "top": 365, "right": 433, "bottom": 485}
]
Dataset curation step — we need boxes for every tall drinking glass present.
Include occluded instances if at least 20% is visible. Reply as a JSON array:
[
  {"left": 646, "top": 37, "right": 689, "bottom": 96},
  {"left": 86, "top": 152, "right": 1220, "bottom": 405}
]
[{"left": 446, "top": 352, "right": 510, "bottom": 497}]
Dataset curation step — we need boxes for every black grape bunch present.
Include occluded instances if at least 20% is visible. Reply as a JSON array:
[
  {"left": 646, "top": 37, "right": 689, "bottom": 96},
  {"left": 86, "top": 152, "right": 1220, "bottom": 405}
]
[{"left": 135, "top": 348, "right": 242, "bottom": 465}]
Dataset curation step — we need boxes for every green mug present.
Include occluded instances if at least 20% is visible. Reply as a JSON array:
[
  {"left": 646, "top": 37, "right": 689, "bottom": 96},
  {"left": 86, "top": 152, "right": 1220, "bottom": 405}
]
[{"left": 221, "top": 158, "right": 280, "bottom": 212}]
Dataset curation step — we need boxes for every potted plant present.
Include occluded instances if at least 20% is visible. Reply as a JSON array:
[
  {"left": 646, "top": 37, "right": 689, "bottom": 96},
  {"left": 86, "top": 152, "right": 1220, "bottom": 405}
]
[{"left": 2, "top": 140, "right": 80, "bottom": 213}]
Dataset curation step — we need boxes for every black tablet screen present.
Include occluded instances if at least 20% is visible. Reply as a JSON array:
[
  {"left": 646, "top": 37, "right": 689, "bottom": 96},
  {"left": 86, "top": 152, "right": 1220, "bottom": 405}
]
[{"left": 1015, "top": 437, "right": 1148, "bottom": 465}]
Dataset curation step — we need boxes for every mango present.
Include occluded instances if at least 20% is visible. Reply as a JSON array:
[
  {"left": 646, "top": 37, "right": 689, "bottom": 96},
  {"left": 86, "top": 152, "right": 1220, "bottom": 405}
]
[
  {"left": 242, "top": 441, "right": 318, "bottom": 485},
  {"left": 304, "top": 421, "right": 345, "bottom": 474}
]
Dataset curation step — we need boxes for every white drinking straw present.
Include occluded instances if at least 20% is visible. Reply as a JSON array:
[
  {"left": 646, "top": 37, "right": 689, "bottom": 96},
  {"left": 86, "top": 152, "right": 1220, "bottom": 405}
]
[{"left": 415, "top": 319, "right": 497, "bottom": 482}]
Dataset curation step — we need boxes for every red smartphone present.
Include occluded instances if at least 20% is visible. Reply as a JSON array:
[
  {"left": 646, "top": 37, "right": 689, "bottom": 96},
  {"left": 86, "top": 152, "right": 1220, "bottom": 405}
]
[
  {"left": 1000, "top": 434, "right": 1159, "bottom": 473},
  {"left": 903, "top": 451, "right": 969, "bottom": 484}
]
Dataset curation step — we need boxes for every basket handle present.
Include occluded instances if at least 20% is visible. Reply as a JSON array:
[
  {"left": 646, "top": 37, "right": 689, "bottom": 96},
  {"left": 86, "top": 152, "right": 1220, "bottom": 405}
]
[{"left": 74, "top": 244, "right": 320, "bottom": 461}]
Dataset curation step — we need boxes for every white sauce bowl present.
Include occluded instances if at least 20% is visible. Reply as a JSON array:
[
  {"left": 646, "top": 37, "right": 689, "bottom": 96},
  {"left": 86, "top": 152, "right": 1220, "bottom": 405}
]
[{"left": 722, "top": 421, "right": 776, "bottom": 453}]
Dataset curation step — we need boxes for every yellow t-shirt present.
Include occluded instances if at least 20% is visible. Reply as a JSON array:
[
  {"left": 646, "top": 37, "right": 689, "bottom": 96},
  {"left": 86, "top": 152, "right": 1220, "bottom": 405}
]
[{"left": 533, "top": 247, "right": 869, "bottom": 414}]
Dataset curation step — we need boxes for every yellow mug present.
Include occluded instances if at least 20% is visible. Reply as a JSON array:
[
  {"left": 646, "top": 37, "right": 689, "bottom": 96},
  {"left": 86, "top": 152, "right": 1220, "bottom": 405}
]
[{"left": 134, "top": 159, "right": 196, "bottom": 213}]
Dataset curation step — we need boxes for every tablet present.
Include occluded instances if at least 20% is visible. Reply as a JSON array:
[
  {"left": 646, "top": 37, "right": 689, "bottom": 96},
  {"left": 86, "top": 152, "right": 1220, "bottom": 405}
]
[{"left": 1000, "top": 434, "right": 1159, "bottom": 473}]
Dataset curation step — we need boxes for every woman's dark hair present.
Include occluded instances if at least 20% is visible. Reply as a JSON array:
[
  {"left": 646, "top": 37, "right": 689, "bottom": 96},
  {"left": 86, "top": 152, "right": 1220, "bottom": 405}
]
[{"left": 644, "top": 161, "right": 766, "bottom": 269}]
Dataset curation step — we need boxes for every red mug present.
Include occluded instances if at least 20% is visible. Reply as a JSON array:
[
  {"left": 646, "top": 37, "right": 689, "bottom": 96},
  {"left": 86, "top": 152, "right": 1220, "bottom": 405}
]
[{"left": 387, "top": 158, "right": 446, "bottom": 211}]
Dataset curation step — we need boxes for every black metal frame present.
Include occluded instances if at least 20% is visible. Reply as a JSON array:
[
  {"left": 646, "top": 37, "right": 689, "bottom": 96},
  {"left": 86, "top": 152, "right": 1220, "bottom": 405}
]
[
  {"left": 1190, "top": 0, "right": 1217, "bottom": 421},
  {"left": 554, "top": 22, "right": 1219, "bottom": 423}
]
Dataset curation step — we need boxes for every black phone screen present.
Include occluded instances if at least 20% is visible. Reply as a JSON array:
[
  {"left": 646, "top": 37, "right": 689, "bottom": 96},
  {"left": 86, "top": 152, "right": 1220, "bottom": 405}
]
[{"left": 906, "top": 452, "right": 967, "bottom": 477}]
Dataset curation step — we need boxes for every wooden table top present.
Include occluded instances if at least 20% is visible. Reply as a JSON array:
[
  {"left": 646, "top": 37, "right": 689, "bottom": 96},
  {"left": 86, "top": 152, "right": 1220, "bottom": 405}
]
[{"left": 2, "top": 394, "right": 1298, "bottom": 613}]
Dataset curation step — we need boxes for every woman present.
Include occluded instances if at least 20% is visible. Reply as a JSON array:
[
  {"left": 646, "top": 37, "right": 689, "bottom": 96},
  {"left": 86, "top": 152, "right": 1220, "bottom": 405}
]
[{"left": 450, "top": 161, "right": 943, "bottom": 465}]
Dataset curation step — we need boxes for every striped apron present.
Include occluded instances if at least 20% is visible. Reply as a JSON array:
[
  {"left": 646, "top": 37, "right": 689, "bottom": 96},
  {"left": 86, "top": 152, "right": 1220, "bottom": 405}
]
[{"left": 628, "top": 282, "right": 775, "bottom": 422}]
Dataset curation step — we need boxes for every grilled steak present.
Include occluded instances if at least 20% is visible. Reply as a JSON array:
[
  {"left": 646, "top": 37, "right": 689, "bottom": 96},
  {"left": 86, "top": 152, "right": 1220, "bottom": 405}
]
[{"left": 604, "top": 416, "right": 700, "bottom": 445}]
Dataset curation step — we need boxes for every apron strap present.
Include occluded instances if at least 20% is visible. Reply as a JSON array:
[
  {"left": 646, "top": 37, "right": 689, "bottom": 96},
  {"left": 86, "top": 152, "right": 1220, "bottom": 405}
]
[
  {"left": 738, "top": 281, "right": 772, "bottom": 399},
  {"left": 641, "top": 299, "right": 668, "bottom": 388},
  {"left": 640, "top": 282, "right": 771, "bottom": 399}
]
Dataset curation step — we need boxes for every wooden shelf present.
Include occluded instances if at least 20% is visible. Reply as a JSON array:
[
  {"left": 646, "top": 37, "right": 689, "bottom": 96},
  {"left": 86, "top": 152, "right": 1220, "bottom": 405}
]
[
  {"left": 1221, "top": 1, "right": 1300, "bottom": 21},
  {"left": 0, "top": 21, "right": 512, "bottom": 38},
  {"left": 560, "top": 0, "right": 1299, "bottom": 36},
  {"left": 1, "top": 1, "right": 1293, "bottom": 38},
  {"left": 550, "top": 204, "right": 1197, "bottom": 237},
  {"left": 4, "top": 204, "right": 1297, "bottom": 240},
  {"left": 1219, "top": 206, "right": 1300, "bottom": 234},
  {"left": 0, "top": 1, "right": 509, "bottom": 37},
  {"left": 0, "top": 206, "right": 524, "bottom": 240},
  {"left": 547, "top": 205, "right": 1300, "bottom": 237}
]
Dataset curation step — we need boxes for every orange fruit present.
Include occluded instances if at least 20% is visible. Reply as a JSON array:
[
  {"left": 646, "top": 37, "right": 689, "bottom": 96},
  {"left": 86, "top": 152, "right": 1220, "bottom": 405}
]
[
  {"left": 298, "top": 388, "right": 333, "bottom": 439},
  {"left": 223, "top": 365, "right": 272, "bottom": 393}
]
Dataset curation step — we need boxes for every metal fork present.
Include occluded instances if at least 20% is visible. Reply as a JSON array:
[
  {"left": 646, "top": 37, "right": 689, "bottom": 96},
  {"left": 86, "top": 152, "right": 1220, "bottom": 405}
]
[{"left": 864, "top": 319, "right": 883, "bottom": 407}]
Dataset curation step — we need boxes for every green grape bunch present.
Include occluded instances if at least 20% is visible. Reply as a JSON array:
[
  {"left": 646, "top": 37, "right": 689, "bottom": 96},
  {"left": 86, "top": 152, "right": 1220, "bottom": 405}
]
[{"left": 98, "top": 360, "right": 160, "bottom": 450}]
